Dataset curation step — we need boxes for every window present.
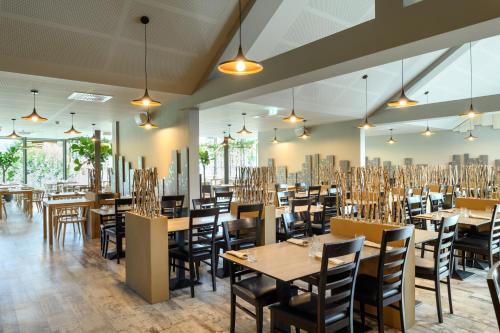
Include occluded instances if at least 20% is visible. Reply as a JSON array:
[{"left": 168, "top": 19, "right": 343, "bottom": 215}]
[
  {"left": 26, "top": 140, "right": 64, "bottom": 189},
  {"left": 0, "top": 139, "right": 23, "bottom": 184}
]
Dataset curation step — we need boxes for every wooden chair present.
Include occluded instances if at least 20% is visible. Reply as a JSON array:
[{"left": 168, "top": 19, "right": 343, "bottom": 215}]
[
  {"left": 215, "top": 191, "right": 233, "bottom": 213},
  {"left": 192, "top": 197, "right": 215, "bottom": 209},
  {"left": 277, "top": 191, "right": 294, "bottom": 207},
  {"left": 404, "top": 195, "right": 424, "bottom": 227},
  {"left": 32, "top": 190, "right": 44, "bottom": 213},
  {"left": 455, "top": 205, "right": 500, "bottom": 272},
  {"left": 161, "top": 195, "right": 184, "bottom": 218},
  {"left": 169, "top": 208, "right": 219, "bottom": 297},
  {"left": 355, "top": 226, "right": 414, "bottom": 333},
  {"left": 487, "top": 261, "right": 500, "bottom": 329},
  {"left": 201, "top": 184, "right": 212, "bottom": 198},
  {"left": 103, "top": 198, "right": 133, "bottom": 264},
  {"left": 429, "top": 193, "right": 444, "bottom": 212},
  {"left": 274, "top": 183, "right": 288, "bottom": 193},
  {"left": 311, "top": 195, "right": 337, "bottom": 235},
  {"left": 56, "top": 206, "right": 88, "bottom": 245},
  {"left": 307, "top": 185, "right": 321, "bottom": 205},
  {"left": 295, "top": 182, "right": 308, "bottom": 197},
  {"left": 421, "top": 185, "right": 429, "bottom": 213},
  {"left": 280, "top": 212, "right": 309, "bottom": 240},
  {"left": 415, "top": 215, "right": 459, "bottom": 323},
  {"left": 224, "top": 217, "right": 271, "bottom": 333},
  {"left": 269, "top": 237, "right": 365, "bottom": 333}
]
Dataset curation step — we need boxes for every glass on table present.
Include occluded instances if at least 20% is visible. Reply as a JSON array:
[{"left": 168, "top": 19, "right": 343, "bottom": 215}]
[{"left": 247, "top": 251, "right": 257, "bottom": 263}]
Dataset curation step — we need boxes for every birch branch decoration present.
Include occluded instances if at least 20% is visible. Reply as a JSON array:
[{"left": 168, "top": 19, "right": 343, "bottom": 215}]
[{"left": 131, "top": 168, "right": 160, "bottom": 218}]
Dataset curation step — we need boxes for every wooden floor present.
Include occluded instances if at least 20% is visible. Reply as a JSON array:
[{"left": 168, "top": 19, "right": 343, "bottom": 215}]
[{"left": 0, "top": 203, "right": 498, "bottom": 333}]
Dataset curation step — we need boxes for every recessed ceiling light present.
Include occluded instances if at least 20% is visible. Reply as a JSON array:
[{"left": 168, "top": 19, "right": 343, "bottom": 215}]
[
  {"left": 268, "top": 107, "right": 278, "bottom": 116},
  {"left": 68, "top": 92, "right": 113, "bottom": 103},
  {"left": 253, "top": 115, "right": 261, "bottom": 119}
]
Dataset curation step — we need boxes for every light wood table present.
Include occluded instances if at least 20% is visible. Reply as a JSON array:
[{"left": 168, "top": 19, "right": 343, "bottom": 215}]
[
  {"left": 0, "top": 188, "right": 33, "bottom": 219},
  {"left": 42, "top": 198, "right": 95, "bottom": 246},
  {"left": 414, "top": 208, "right": 491, "bottom": 228},
  {"left": 47, "top": 191, "right": 86, "bottom": 200}
]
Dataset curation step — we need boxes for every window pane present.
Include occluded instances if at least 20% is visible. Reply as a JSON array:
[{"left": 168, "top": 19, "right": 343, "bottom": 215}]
[
  {"left": 0, "top": 139, "right": 23, "bottom": 184},
  {"left": 26, "top": 140, "right": 64, "bottom": 189}
]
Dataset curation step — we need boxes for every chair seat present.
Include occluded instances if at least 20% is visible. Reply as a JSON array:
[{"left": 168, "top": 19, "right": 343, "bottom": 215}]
[
  {"left": 169, "top": 246, "right": 211, "bottom": 261},
  {"left": 415, "top": 256, "right": 448, "bottom": 279},
  {"left": 232, "top": 275, "right": 278, "bottom": 302},
  {"left": 455, "top": 236, "right": 494, "bottom": 253},
  {"left": 355, "top": 274, "right": 399, "bottom": 304},
  {"left": 269, "top": 293, "right": 347, "bottom": 327}
]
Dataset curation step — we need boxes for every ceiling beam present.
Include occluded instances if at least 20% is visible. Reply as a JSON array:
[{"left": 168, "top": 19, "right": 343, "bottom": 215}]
[
  {"left": 167, "top": 0, "right": 500, "bottom": 113},
  {"left": 370, "top": 93, "right": 500, "bottom": 124},
  {"left": 370, "top": 43, "right": 471, "bottom": 117}
]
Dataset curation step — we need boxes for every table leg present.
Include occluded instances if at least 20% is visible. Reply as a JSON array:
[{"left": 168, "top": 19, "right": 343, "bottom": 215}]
[
  {"left": 275, "top": 280, "right": 293, "bottom": 333},
  {"left": 0, "top": 193, "right": 3, "bottom": 220},
  {"left": 43, "top": 205, "right": 47, "bottom": 240},
  {"left": 28, "top": 192, "right": 33, "bottom": 217},
  {"left": 48, "top": 207, "right": 53, "bottom": 246}
]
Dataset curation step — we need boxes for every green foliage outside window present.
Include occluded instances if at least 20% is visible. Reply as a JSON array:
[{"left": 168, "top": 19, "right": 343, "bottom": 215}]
[
  {"left": 70, "top": 137, "right": 112, "bottom": 172},
  {"left": 0, "top": 143, "right": 21, "bottom": 183}
]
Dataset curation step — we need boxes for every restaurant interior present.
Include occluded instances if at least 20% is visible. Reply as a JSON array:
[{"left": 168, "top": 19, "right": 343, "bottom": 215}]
[{"left": 2, "top": 0, "right": 500, "bottom": 332}]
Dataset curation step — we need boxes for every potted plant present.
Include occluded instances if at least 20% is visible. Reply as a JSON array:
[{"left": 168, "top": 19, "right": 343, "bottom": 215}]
[
  {"left": 199, "top": 149, "right": 210, "bottom": 185},
  {"left": 0, "top": 144, "right": 21, "bottom": 201}
]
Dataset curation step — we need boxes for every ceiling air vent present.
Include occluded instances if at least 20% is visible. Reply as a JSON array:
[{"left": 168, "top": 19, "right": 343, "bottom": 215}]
[{"left": 68, "top": 92, "right": 113, "bottom": 103}]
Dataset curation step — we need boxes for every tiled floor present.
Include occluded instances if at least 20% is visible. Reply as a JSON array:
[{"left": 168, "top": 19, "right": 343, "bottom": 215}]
[{"left": 0, "top": 203, "right": 498, "bottom": 332}]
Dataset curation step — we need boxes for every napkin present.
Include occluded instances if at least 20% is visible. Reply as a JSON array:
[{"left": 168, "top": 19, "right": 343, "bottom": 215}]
[
  {"left": 419, "top": 213, "right": 434, "bottom": 219},
  {"left": 314, "top": 252, "right": 345, "bottom": 266},
  {"left": 226, "top": 250, "right": 248, "bottom": 259},
  {"left": 286, "top": 238, "right": 309, "bottom": 246},
  {"left": 441, "top": 209, "right": 454, "bottom": 213},
  {"left": 364, "top": 240, "right": 392, "bottom": 250},
  {"left": 469, "top": 213, "right": 490, "bottom": 220}
]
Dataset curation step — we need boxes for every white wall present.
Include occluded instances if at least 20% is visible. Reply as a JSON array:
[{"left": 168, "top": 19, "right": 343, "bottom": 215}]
[
  {"left": 258, "top": 120, "right": 362, "bottom": 172},
  {"left": 366, "top": 126, "right": 500, "bottom": 166}
]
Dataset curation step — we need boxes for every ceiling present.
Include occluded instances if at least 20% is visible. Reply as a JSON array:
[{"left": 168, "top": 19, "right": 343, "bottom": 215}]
[{"left": 0, "top": 71, "right": 181, "bottom": 138}]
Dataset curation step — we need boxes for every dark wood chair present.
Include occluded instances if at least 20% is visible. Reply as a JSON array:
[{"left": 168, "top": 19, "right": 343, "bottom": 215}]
[
  {"left": 275, "top": 183, "right": 288, "bottom": 193},
  {"left": 291, "top": 198, "right": 311, "bottom": 214},
  {"left": 192, "top": 197, "right": 216, "bottom": 209},
  {"left": 169, "top": 208, "right": 219, "bottom": 297},
  {"left": 455, "top": 205, "right": 500, "bottom": 272},
  {"left": 215, "top": 185, "right": 231, "bottom": 194},
  {"left": 307, "top": 185, "right": 322, "bottom": 205},
  {"left": 215, "top": 191, "right": 233, "bottom": 213},
  {"left": 404, "top": 195, "right": 424, "bottom": 227},
  {"left": 103, "top": 198, "right": 133, "bottom": 264},
  {"left": 281, "top": 212, "right": 309, "bottom": 240},
  {"left": 277, "top": 191, "right": 294, "bottom": 207},
  {"left": 160, "top": 195, "right": 184, "bottom": 218},
  {"left": 269, "top": 237, "right": 365, "bottom": 333},
  {"left": 311, "top": 195, "right": 337, "bottom": 235},
  {"left": 354, "top": 226, "right": 414, "bottom": 333},
  {"left": 415, "top": 215, "right": 459, "bottom": 323},
  {"left": 421, "top": 185, "right": 429, "bottom": 213},
  {"left": 295, "top": 182, "right": 308, "bottom": 197},
  {"left": 429, "top": 193, "right": 444, "bottom": 212},
  {"left": 487, "top": 261, "right": 500, "bottom": 329},
  {"left": 201, "top": 184, "right": 212, "bottom": 198}
]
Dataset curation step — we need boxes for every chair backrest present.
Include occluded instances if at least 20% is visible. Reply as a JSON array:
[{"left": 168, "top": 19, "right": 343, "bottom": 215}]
[
  {"left": 439, "top": 184, "right": 448, "bottom": 195},
  {"left": 487, "top": 261, "right": 500, "bottom": 329},
  {"left": 223, "top": 217, "right": 261, "bottom": 250},
  {"left": 237, "top": 203, "right": 263, "bottom": 220},
  {"left": 316, "top": 237, "right": 364, "bottom": 332},
  {"left": 275, "top": 183, "right": 288, "bottom": 192},
  {"left": 188, "top": 208, "right": 220, "bottom": 254},
  {"left": 201, "top": 184, "right": 212, "bottom": 198},
  {"left": 281, "top": 212, "right": 309, "bottom": 239},
  {"left": 192, "top": 197, "right": 215, "bottom": 209},
  {"left": 429, "top": 193, "right": 444, "bottom": 212},
  {"left": 328, "top": 187, "right": 338, "bottom": 195},
  {"left": 277, "top": 191, "right": 294, "bottom": 207},
  {"left": 295, "top": 182, "right": 308, "bottom": 192},
  {"left": 114, "top": 198, "right": 133, "bottom": 235},
  {"left": 161, "top": 195, "right": 184, "bottom": 217},
  {"left": 215, "top": 186, "right": 231, "bottom": 194},
  {"left": 433, "top": 215, "right": 459, "bottom": 278},
  {"left": 322, "top": 195, "right": 338, "bottom": 222},
  {"left": 291, "top": 198, "right": 311, "bottom": 213},
  {"left": 215, "top": 191, "right": 233, "bottom": 212},
  {"left": 404, "top": 195, "right": 423, "bottom": 225},
  {"left": 308, "top": 185, "right": 322, "bottom": 204},
  {"left": 376, "top": 226, "right": 414, "bottom": 301},
  {"left": 488, "top": 205, "right": 500, "bottom": 252}
]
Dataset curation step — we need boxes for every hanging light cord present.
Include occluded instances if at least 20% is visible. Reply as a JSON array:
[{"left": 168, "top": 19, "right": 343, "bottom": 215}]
[
  {"left": 238, "top": 0, "right": 242, "bottom": 47},
  {"left": 401, "top": 59, "right": 404, "bottom": 90},
  {"left": 469, "top": 42, "right": 473, "bottom": 104},
  {"left": 33, "top": 91, "right": 36, "bottom": 108},
  {"left": 292, "top": 88, "right": 295, "bottom": 110},
  {"left": 144, "top": 21, "right": 148, "bottom": 90},
  {"left": 364, "top": 75, "right": 368, "bottom": 118}
]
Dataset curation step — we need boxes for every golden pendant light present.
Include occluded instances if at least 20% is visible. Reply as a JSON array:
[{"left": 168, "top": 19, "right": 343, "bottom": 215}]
[
  {"left": 283, "top": 87, "right": 304, "bottom": 123},
  {"left": 226, "top": 124, "right": 235, "bottom": 141},
  {"left": 90, "top": 123, "right": 97, "bottom": 142},
  {"left": 298, "top": 120, "right": 310, "bottom": 139},
  {"left": 220, "top": 131, "right": 229, "bottom": 146},
  {"left": 131, "top": 16, "right": 161, "bottom": 107},
  {"left": 6, "top": 118, "right": 21, "bottom": 139},
  {"left": 421, "top": 92, "right": 434, "bottom": 136},
  {"left": 237, "top": 113, "right": 252, "bottom": 135},
  {"left": 139, "top": 108, "right": 158, "bottom": 129},
  {"left": 64, "top": 112, "right": 82, "bottom": 135},
  {"left": 386, "top": 129, "right": 397, "bottom": 144},
  {"left": 461, "top": 42, "right": 481, "bottom": 119},
  {"left": 357, "top": 74, "right": 374, "bottom": 129},
  {"left": 21, "top": 89, "right": 48, "bottom": 122},
  {"left": 218, "top": 0, "right": 263, "bottom": 75},
  {"left": 387, "top": 59, "right": 418, "bottom": 108},
  {"left": 271, "top": 128, "right": 280, "bottom": 144},
  {"left": 464, "top": 120, "right": 478, "bottom": 141}
]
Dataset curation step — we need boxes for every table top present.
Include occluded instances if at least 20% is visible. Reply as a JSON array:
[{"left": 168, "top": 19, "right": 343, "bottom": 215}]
[
  {"left": 48, "top": 191, "right": 86, "bottom": 198},
  {"left": 275, "top": 204, "right": 323, "bottom": 215},
  {"left": 167, "top": 213, "right": 237, "bottom": 232},
  {"left": 0, "top": 188, "right": 33, "bottom": 194},
  {"left": 43, "top": 198, "right": 94, "bottom": 207},
  {"left": 415, "top": 208, "right": 491, "bottom": 227},
  {"left": 221, "top": 229, "right": 438, "bottom": 283}
]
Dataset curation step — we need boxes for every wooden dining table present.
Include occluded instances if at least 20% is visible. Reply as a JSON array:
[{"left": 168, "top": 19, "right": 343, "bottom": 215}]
[
  {"left": 0, "top": 188, "right": 33, "bottom": 219},
  {"left": 414, "top": 208, "right": 491, "bottom": 228},
  {"left": 47, "top": 191, "right": 86, "bottom": 200},
  {"left": 42, "top": 198, "right": 95, "bottom": 246}
]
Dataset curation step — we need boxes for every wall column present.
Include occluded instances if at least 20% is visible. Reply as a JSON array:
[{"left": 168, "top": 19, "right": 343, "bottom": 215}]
[
  {"left": 223, "top": 143, "right": 229, "bottom": 184},
  {"left": 62, "top": 139, "right": 68, "bottom": 180},
  {"left": 94, "top": 130, "right": 101, "bottom": 193},
  {"left": 112, "top": 121, "right": 120, "bottom": 193},
  {"left": 22, "top": 138, "right": 27, "bottom": 184},
  {"left": 187, "top": 108, "right": 200, "bottom": 208}
]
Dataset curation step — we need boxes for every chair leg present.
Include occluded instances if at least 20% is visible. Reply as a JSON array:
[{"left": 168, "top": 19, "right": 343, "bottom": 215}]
[
  {"left": 447, "top": 276, "right": 453, "bottom": 314},
  {"left": 62, "top": 223, "right": 67, "bottom": 246},
  {"left": 462, "top": 251, "right": 466, "bottom": 272},
  {"left": 230, "top": 292, "right": 236, "bottom": 333},
  {"left": 255, "top": 304, "right": 263, "bottom": 333},
  {"left": 189, "top": 259, "right": 196, "bottom": 298},
  {"left": 399, "top": 299, "right": 406, "bottom": 333},
  {"left": 377, "top": 302, "right": 384, "bottom": 333},
  {"left": 435, "top": 278, "right": 443, "bottom": 323},
  {"left": 104, "top": 235, "right": 109, "bottom": 258},
  {"left": 270, "top": 309, "right": 278, "bottom": 333},
  {"left": 360, "top": 302, "right": 366, "bottom": 332},
  {"left": 211, "top": 253, "right": 217, "bottom": 292}
]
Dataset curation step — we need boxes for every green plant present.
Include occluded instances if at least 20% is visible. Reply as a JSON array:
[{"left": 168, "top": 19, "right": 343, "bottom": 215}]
[
  {"left": 70, "top": 137, "right": 112, "bottom": 172},
  {"left": 199, "top": 149, "right": 210, "bottom": 184},
  {"left": 0, "top": 143, "right": 21, "bottom": 183}
]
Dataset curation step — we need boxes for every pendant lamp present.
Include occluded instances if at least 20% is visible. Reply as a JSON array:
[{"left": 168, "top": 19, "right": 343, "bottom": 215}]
[
  {"left": 220, "top": 132, "right": 229, "bottom": 146},
  {"left": 237, "top": 113, "right": 252, "bottom": 135},
  {"left": 6, "top": 119, "right": 21, "bottom": 139},
  {"left": 227, "top": 124, "right": 235, "bottom": 141},
  {"left": 387, "top": 60, "right": 418, "bottom": 108},
  {"left": 461, "top": 42, "right": 481, "bottom": 119},
  {"left": 64, "top": 112, "right": 82, "bottom": 135},
  {"left": 271, "top": 128, "right": 280, "bottom": 144},
  {"left": 298, "top": 120, "right": 310, "bottom": 139},
  {"left": 465, "top": 120, "right": 478, "bottom": 141},
  {"left": 421, "top": 91, "right": 434, "bottom": 136},
  {"left": 357, "top": 74, "right": 374, "bottom": 129},
  {"left": 21, "top": 89, "right": 48, "bottom": 122},
  {"left": 131, "top": 16, "right": 161, "bottom": 107},
  {"left": 386, "top": 129, "right": 397, "bottom": 144},
  {"left": 218, "top": 0, "right": 263, "bottom": 75},
  {"left": 90, "top": 123, "right": 97, "bottom": 142},
  {"left": 139, "top": 108, "right": 158, "bottom": 129},
  {"left": 283, "top": 87, "right": 304, "bottom": 123}
]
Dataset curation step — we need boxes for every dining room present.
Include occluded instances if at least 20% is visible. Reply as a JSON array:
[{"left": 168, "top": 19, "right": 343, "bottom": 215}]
[{"left": 2, "top": 1, "right": 500, "bottom": 333}]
